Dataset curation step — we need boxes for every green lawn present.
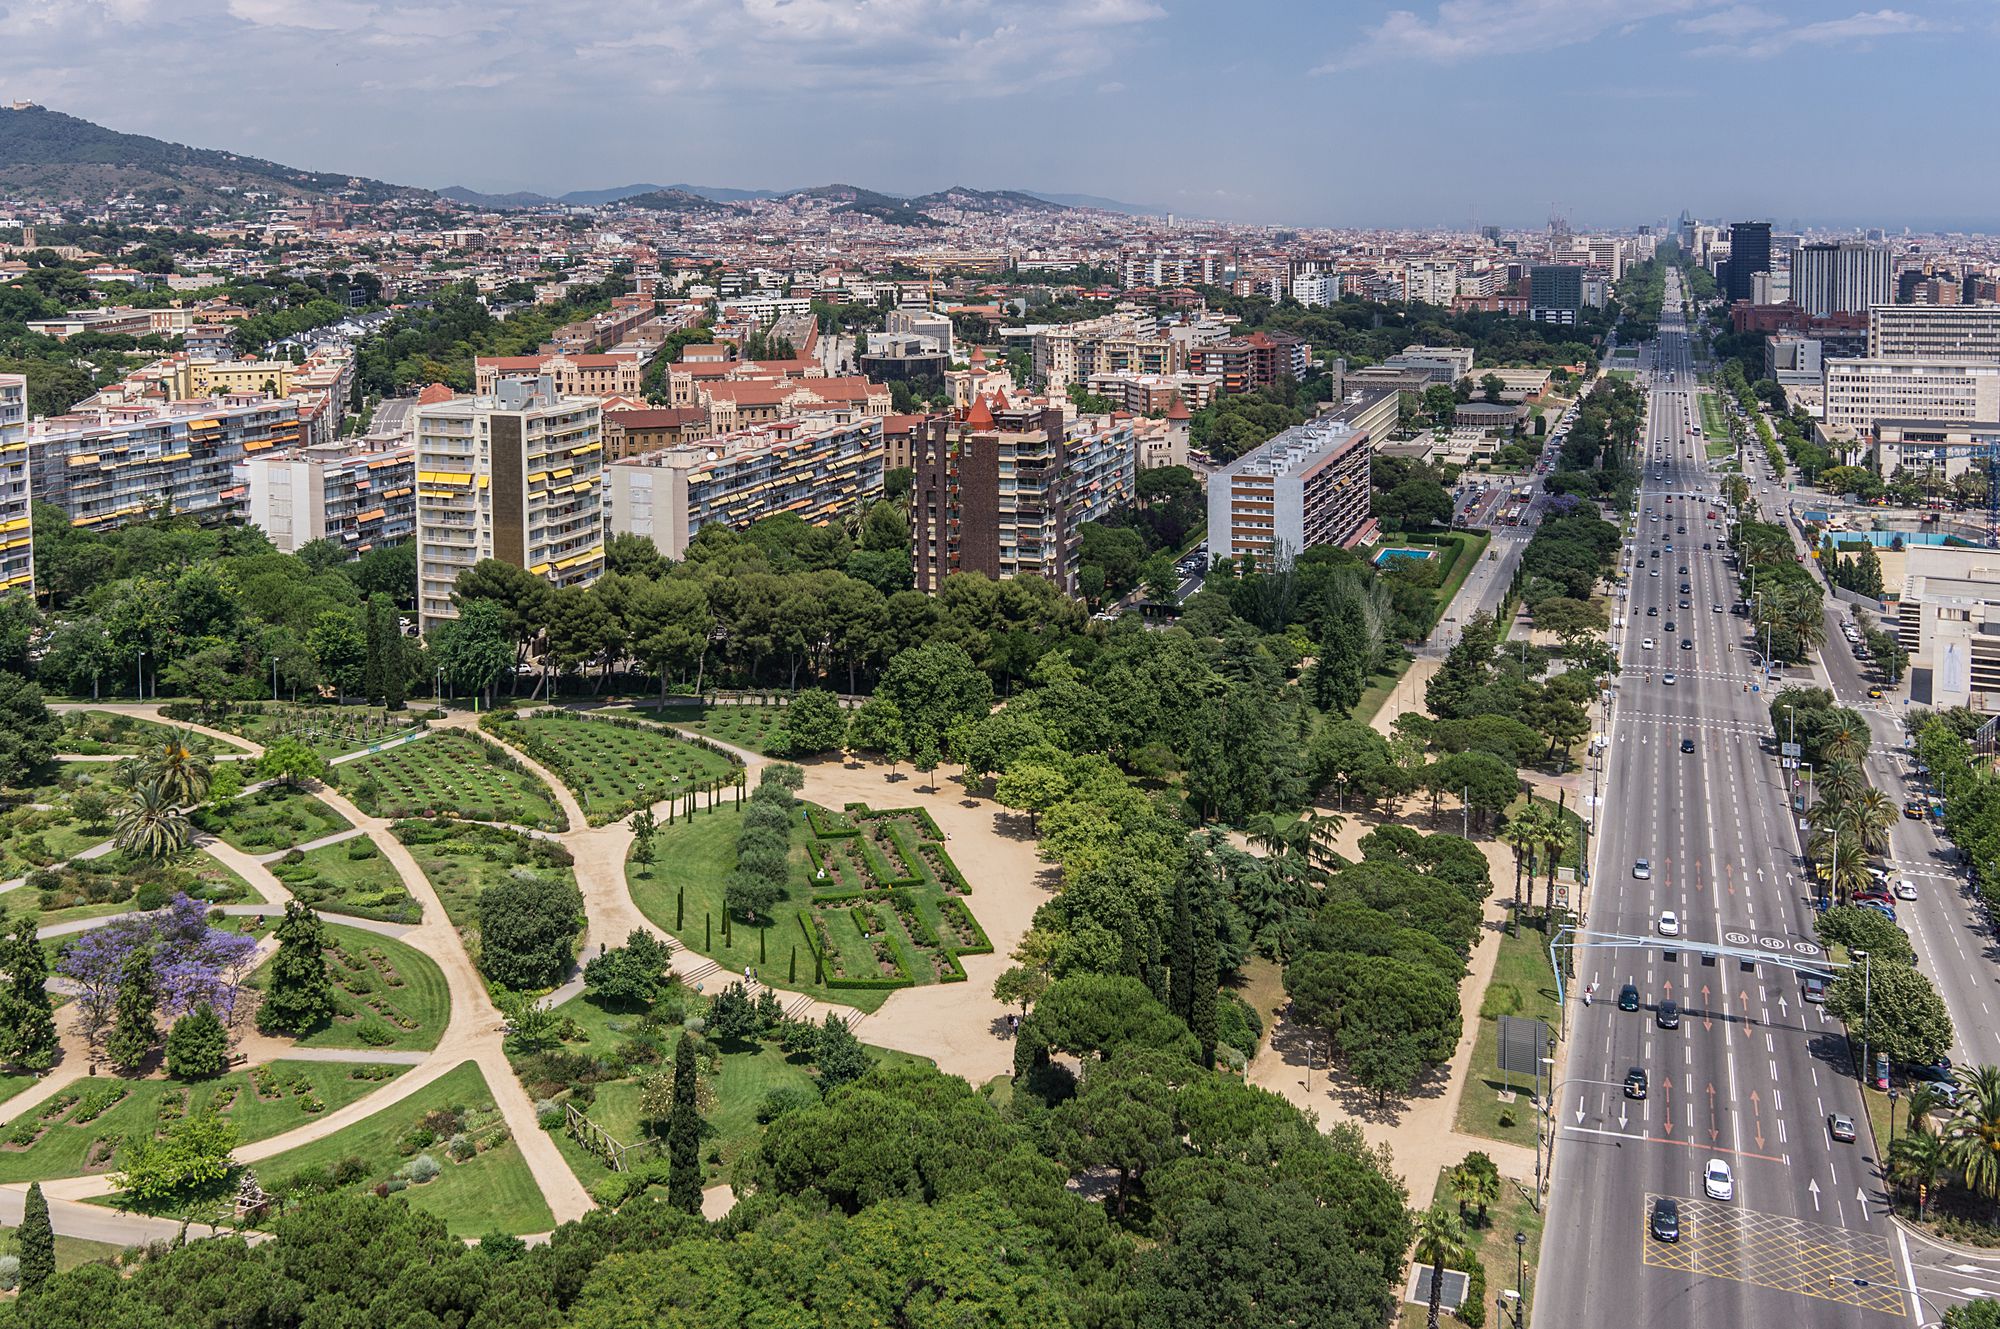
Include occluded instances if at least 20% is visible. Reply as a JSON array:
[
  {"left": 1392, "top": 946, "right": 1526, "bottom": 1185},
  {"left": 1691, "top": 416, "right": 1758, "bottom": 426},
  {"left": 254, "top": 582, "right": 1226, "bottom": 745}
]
[
  {"left": 274, "top": 923, "right": 448, "bottom": 1052},
  {"left": 269, "top": 835, "right": 419, "bottom": 924},
  {"left": 337, "top": 730, "right": 566, "bottom": 831},
  {"left": 1396, "top": 1163, "right": 1546, "bottom": 1328},
  {"left": 57, "top": 711, "right": 227, "bottom": 757},
  {"left": 206, "top": 703, "right": 428, "bottom": 760},
  {"left": 487, "top": 712, "right": 740, "bottom": 826},
  {"left": 1354, "top": 656, "right": 1421, "bottom": 728},
  {"left": 0, "top": 1062, "right": 407, "bottom": 1185},
  {"left": 250, "top": 1060, "right": 554, "bottom": 1236},
  {"left": 3, "top": 847, "right": 258, "bottom": 930},
  {"left": 0, "top": 761, "right": 129, "bottom": 880},
  {"left": 0, "top": 1223, "right": 132, "bottom": 1272},
  {"left": 1699, "top": 392, "right": 1727, "bottom": 440},
  {"left": 0, "top": 1074, "right": 35, "bottom": 1113},
  {"left": 191, "top": 786, "right": 351, "bottom": 853},
  {"left": 1455, "top": 916, "right": 1563, "bottom": 1151},
  {"left": 392, "top": 819, "right": 577, "bottom": 932},
  {"left": 618, "top": 701, "right": 793, "bottom": 755}
]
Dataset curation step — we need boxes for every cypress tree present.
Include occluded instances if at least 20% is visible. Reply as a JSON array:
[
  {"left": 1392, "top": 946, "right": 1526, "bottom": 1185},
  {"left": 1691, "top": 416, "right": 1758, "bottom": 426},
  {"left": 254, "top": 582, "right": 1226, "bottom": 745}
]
[
  {"left": 373, "top": 595, "right": 407, "bottom": 709},
  {"left": 258, "top": 902, "right": 336, "bottom": 1035},
  {"left": 1190, "top": 892, "right": 1221, "bottom": 1070},
  {"left": 3, "top": 915, "right": 58, "bottom": 1071},
  {"left": 17, "top": 1181, "right": 53, "bottom": 1296},
  {"left": 1167, "top": 868, "right": 1195, "bottom": 1024},
  {"left": 106, "top": 945, "right": 158, "bottom": 1074},
  {"left": 666, "top": 1034, "right": 703, "bottom": 1213}
]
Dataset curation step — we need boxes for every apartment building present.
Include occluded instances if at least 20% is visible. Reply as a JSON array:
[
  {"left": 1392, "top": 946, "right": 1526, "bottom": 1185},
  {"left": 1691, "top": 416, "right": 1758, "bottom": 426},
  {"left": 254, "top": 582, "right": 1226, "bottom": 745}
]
[
  {"left": 1030, "top": 314, "right": 1184, "bottom": 391},
  {"left": 603, "top": 407, "right": 711, "bottom": 460},
  {"left": 1896, "top": 545, "right": 2000, "bottom": 712},
  {"left": 1528, "top": 265, "right": 1583, "bottom": 325},
  {"left": 0, "top": 374, "right": 30, "bottom": 594},
  {"left": 1206, "top": 416, "right": 1375, "bottom": 566},
  {"left": 607, "top": 416, "right": 883, "bottom": 560},
  {"left": 909, "top": 398, "right": 1136, "bottom": 595},
  {"left": 1185, "top": 331, "right": 1311, "bottom": 394},
  {"left": 414, "top": 377, "right": 605, "bottom": 635},
  {"left": 28, "top": 396, "right": 302, "bottom": 532},
  {"left": 1821, "top": 358, "right": 2000, "bottom": 436},
  {"left": 474, "top": 352, "right": 645, "bottom": 399},
  {"left": 544, "top": 293, "right": 655, "bottom": 354},
  {"left": 1867, "top": 305, "right": 2000, "bottom": 362},
  {"left": 1792, "top": 242, "right": 1892, "bottom": 319},
  {"left": 1874, "top": 420, "right": 1999, "bottom": 483},
  {"left": 1404, "top": 260, "right": 1459, "bottom": 307},
  {"left": 1084, "top": 371, "right": 1221, "bottom": 414},
  {"left": 246, "top": 439, "right": 415, "bottom": 556}
]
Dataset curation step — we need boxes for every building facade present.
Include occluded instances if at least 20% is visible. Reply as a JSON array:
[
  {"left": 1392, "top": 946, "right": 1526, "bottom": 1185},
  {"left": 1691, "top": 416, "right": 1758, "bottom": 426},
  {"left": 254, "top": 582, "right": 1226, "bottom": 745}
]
[
  {"left": 1821, "top": 358, "right": 2000, "bottom": 436},
  {"left": 607, "top": 417, "right": 883, "bottom": 560},
  {"left": 1867, "top": 305, "right": 2000, "bottom": 362},
  {"left": 1184, "top": 332, "right": 1311, "bottom": 394},
  {"left": 1725, "top": 221, "right": 1772, "bottom": 305},
  {"left": 1206, "top": 416, "right": 1375, "bottom": 566},
  {"left": 1528, "top": 266, "right": 1583, "bottom": 325},
  {"left": 1792, "top": 242, "right": 1892, "bottom": 319},
  {"left": 0, "top": 374, "right": 30, "bottom": 594},
  {"left": 1896, "top": 545, "right": 2000, "bottom": 712},
  {"left": 246, "top": 440, "right": 415, "bottom": 556},
  {"left": 28, "top": 397, "right": 302, "bottom": 532},
  {"left": 414, "top": 377, "right": 605, "bottom": 635}
]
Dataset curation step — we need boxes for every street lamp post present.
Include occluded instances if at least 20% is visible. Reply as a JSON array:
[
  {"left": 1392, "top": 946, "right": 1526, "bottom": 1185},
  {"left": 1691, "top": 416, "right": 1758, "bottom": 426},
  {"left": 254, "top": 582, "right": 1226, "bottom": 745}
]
[
  {"left": 1514, "top": 1230, "right": 1528, "bottom": 1322},
  {"left": 136, "top": 649, "right": 145, "bottom": 702},
  {"left": 1888, "top": 1087, "right": 1901, "bottom": 1194},
  {"left": 270, "top": 654, "right": 279, "bottom": 703},
  {"left": 1854, "top": 949, "right": 1873, "bottom": 1089},
  {"left": 435, "top": 666, "right": 444, "bottom": 708}
]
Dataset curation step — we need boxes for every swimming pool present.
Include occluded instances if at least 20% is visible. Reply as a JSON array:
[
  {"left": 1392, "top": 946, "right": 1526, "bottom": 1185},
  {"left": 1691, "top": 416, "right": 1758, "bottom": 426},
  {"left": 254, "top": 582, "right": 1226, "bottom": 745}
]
[{"left": 1373, "top": 547, "right": 1439, "bottom": 566}]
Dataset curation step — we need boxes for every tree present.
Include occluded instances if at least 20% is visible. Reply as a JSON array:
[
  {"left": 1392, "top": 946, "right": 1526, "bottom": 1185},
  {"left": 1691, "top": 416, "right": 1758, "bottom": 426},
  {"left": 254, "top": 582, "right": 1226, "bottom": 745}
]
[
  {"left": 1479, "top": 372, "right": 1505, "bottom": 404},
  {"left": 994, "top": 761, "right": 1067, "bottom": 831},
  {"left": 165, "top": 1002, "right": 229, "bottom": 1080},
  {"left": 1944, "top": 1301, "right": 2000, "bottom": 1329},
  {"left": 0, "top": 671, "right": 61, "bottom": 789},
  {"left": 666, "top": 1032, "right": 703, "bottom": 1213},
  {"left": 105, "top": 944, "right": 159, "bottom": 1074},
  {"left": 1947, "top": 1065, "right": 2000, "bottom": 1202},
  {"left": 1891, "top": 1127, "right": 1948, "bottom": 1219},
  {"left": 723, "top": 867, "right": 785, "bottom": 925},
  {"left": 846, "top": 696, "right": 905, "bottom": 766},
  {"left": 779, "top": 688, "right": 847, "bottom": 756},
  {"left": 816, "top": 1013, "right": 868, "bottom": 1094},
  {"left": 876, "top": 640, "right": 993, "bottom": 761},
  {"left": 0, "top": 914, "right": 58, "bottom": 1071},
  {"left": 115, "top": 1109, "right": 237, "bottom": 1208},
  {"left": 1826, "top": 960, "right": 1953, "bottom": 1069},
  {"left": 114, "top": 781, "right": 191, "bottom": 863},
  {"left": 475, "top": 876, "right": 583, "bottom": 989},
  {"left": 256, "top": 737, "right": 328, "bottom": 789},
  {"left": 1414, "top": 1201, "right": 1467, "bottom": 1329},
  {"left": 143, "top": 735, "right": 212, "bottom": 806},
  {"left": 993, "top": 964, "right": 1051, "bottom": 1014},
  {"left": 583, "top": 930, "right": 675, "bottom": 1010},
  {"left": 17, "top": 1181, "right": 53, "bottom": 1295},
  {"left": 428, "top": 598, "right": 515, "bottom": 705},
  {"left": 628, "top": 806, "right": 656, "bottom": 867},
  {"left": 258, "top": 902, "right": 336, "bottom": 1035}
]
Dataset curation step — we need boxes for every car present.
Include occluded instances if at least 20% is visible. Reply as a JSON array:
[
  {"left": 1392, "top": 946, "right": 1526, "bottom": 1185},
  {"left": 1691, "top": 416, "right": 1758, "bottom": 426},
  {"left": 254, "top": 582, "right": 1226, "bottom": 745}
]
[
  {"left": 1651, "top": 570, "right": 1661, "bottom": 578},
  {"left": 1704, "top": 1158, "right": 1734, "bottom": 1201},
  {"left": 1712, "top": 603, "right": 1723, "bottom": 613},
  {"left": 1663, "top": 671, "right": 1677, "bottom": 685},
  {"left": 1829, "top": 1113, "right": 1857, "bottom": 1143},
  {"left": 1642, "top": 638, "right": 1656, "bottom": 650},
  {"left": 1677, "top": 526, "right": 1687, "bottom": 534},
  {"left": 1625, "top": 1066, "right": 1649, "bottom": 1099},
  {"left": 1658, "top": 910, "right": 1680, "bottom": 937},
  {"left": 1665, "top": 619, "right": 1677, "bottom": 632},
  {"left": 1680, "top": 581, "right": 1692, "bottom": 592},
  {"left": 1868, "top": 688, "right": 1885, "bottom": 699},
  {"left": 1905, "top": 801, "right": 1930, "bottom": 820},
  {"left": 1681, "top": 737, "right": 1695, "bottom": 753},
  {"left": 1681, "top": 639, "right": 1694, "bottom": 650},
  {"left": 1633, "top": 858, "right": 1651, "bottom": 880},
  {"left": 1802, "top": 973, "right": 1828, "bottom": 1003},
  {"left": 1678, "top": 598, "right": 1692, "bottom": 609},
  {"left": 1703, "top": 542, "right": 1712, "bottom": 550},
  {"left": 1647, "top": 605, "right": 1659, "bottom": 616},
  {"left": 1657, "top": 998, "right": 1681, "bottom": 1029},
  {"left": 1858, "top": 899, "right": 1898, "bottom": 922},
  {"left": 1618, "top": 983, "right": 1641, "bottom": 1011},
  {"left": 1678, "top": 565, "right": 1689, "bottom": 574}
]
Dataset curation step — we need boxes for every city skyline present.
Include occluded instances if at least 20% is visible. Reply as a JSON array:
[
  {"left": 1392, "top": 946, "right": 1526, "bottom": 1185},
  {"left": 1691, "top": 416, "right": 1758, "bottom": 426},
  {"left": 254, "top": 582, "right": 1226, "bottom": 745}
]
[{"left": 5, "top": 0, "right": 1995, "bottom": 229}]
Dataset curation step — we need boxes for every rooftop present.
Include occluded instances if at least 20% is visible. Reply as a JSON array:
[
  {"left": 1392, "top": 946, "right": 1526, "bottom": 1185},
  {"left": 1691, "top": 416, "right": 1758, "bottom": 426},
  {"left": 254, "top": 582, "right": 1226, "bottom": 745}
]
[{"left": 1218, "top": 415, "right": 1364, "bottom": 481}]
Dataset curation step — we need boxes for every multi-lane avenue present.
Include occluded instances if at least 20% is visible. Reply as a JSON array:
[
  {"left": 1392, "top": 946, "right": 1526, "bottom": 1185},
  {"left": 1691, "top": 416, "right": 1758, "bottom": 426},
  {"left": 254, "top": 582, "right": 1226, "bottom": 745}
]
[{"left": 1539, "top": 269, "right": 1920, "bottom": 1327}]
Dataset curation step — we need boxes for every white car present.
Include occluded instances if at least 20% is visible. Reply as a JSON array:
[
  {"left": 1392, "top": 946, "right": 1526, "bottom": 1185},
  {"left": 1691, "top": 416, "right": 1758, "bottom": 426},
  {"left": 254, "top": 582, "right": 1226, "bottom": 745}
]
[
  {"left": 1704, "top": 1158, "right": 1734, "bottom": 1201},
  {"left": 1663, "top": 672, "right": 1677, "bottom": 685},
  {"left": 1658, "top": 910, "right": 1681, "bottom": 937},
  {"left": 1642, "top": 638, "right": 1656, "bottom": 650},
  {"left": 1895, "top": 879, "right": 1919, "bottom": 901}
]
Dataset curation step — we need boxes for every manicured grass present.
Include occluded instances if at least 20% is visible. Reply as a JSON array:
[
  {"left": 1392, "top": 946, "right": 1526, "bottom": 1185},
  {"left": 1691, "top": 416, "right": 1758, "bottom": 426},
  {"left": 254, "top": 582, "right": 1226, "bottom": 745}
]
[
  {"left": 207, "top": 703, "right": 427, "bottom": 759},
  {"left": 4, "top": 848, "right": 258, "bottom": 930},
  {"left": 0, "top": 1223, "right": 131, "bottom": 1272},
  {"left": 1395, "top": 1163, "right": 1546, "bottom": 1327},
  {"left": 57, "top": 711, "right": 226, "bottom": 757},
  {"left": 1699, "top": 392, "right": 1727, "bottom": 440},
  {"left": 0, "top": 1074, "right": 35, "bottom": 1113},
  {"left": 489, "top": 712, "right": 739, "bottom": 826},
  {"left": 628, "top": 805, "right": 891, "bottom": 1011},
  {"left": 1355, "top": 656, "right": 1423, "bottom": 728},
  {"left": 621, "top": 701, "right": 793, "bottom": 755},
  {"left": 392, "top": 820, "right": 577, "bottom": 932},
  {"left": 251, "top": 1060, "right": 554, "bottom": 1236},
  {"left": 277, "top": 923, "right": 448, "bottom": 1052},
  {"left": 1431, "top": 529, "right": 1492, "bottom": 625},
  {"left": 191, "top": 786, "right": 351, "bottom": 854},
  {"left": 270, "top": 835, "right": 419, "bottom": 924},
  {"left": 338, "top": 730, "right": 566, "bottom": 831},
  {"left": 0, "top": 1062, "right": 407, "bottom": 1185},
  {"left": 1455, "top": 916, "right": 1563, "bottom": 1151}
]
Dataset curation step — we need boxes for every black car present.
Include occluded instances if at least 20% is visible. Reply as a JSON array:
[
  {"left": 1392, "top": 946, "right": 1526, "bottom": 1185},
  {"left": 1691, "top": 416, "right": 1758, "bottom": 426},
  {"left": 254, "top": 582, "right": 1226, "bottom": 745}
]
[
  {"left": 1651, "top": 1197, "right": 1680, "bottom": 1242},
  {"left": 1680, "top": 738, "right": 1695, "bottom": 754},
  {"left": 1680, "top": 582, "right": 1692, "bottom": 592},
  {"left": 1702, "top": 542, "right": 1712, "bottom": 550},
  {"left": 1647, "top": 606, "right": 1659, "bottom": 616},
  {"left": 1678, "top": 565, "right": 1689, "bottom": 574},
  {"left": 1681, "top": 639, "right": 1694, "bottom": 650},
  {"left": 1664, "top": 620, "right": 1676, "bottom": 632},
  {"left": 1657, "top": 998, "right": 1681, "bottom": 1028},
  {"left": 1618, "top": 983, "right": 1640, "bottom": 1012},
  {"left": 1625, "top": 1066, "right": 1649, "bottom": 1099}
]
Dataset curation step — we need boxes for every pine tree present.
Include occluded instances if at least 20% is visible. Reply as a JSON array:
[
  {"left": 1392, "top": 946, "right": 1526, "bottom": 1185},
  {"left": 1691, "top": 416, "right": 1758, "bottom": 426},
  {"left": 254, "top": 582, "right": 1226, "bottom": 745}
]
[
  {"left": 258, "top": 902, "right": 336, "bottom": 1035},
  {"left": 106, "top": 945, "right": 158, "bottom": 1074},
  {"left": 2, "top": 914, "right": 58, "bottom": 1071},
  {"left": 17, "top": 1181, "right": 53, "bottom": 1296},
  {"left": 816, "top": 1013, "right": 868, "bottom": 1094},
  {"left": 361, "top": 598, "right": 386, "bottom": 706},
  {"left": 666, "top": 1034, "right": 703, "bottom": 1213},
  {"left": 166, "top": 1003, "right": 229, "bottom": 1080}
]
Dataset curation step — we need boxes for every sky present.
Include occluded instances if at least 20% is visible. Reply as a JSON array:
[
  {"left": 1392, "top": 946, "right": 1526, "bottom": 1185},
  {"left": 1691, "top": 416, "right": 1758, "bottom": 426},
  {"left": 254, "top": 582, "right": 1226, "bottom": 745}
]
[{"left": 3, "top": 0, "right": 1997, "bottom": 229}]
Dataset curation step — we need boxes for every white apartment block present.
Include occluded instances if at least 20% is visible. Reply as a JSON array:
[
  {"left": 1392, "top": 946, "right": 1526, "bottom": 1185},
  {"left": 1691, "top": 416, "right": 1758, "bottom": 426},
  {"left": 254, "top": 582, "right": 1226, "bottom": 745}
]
[
  {"left": 1793, "top": 242, "right": 1892, "bottom": 319},
  {"left": 28, "top": 397, "right": 301, "bottom": 532},
  {"left": 1821, "top": 358, "right": 2000, "bottom": 436},
  {"left": 247, "top": 440, "right": 415, "bottom": 556},
  {"left": 1404, "top": 260, "right": 1459, "bottom": 307},
  {"left": 1291, "top": 272, "right": 1343, "bottom": 307},
  {"left": 1868, "top": 304, "right": 2000, "bottom": 362},
  {"left": 1896, "top": 545, "right": 2000, "bottom": 712},
  {"left": 415, "top": 376, "right": 605, "bottom": 635},
  {"left": 0, "top": 374, "right": 30, "bottom": 594}
]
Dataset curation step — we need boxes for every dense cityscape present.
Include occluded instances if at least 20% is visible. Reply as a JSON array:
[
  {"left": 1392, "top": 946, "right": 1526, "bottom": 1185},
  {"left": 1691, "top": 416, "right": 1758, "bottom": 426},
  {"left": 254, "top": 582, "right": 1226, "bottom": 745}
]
[{"left": 1, "top": 4, "right": 1999, "bottom": 1327}]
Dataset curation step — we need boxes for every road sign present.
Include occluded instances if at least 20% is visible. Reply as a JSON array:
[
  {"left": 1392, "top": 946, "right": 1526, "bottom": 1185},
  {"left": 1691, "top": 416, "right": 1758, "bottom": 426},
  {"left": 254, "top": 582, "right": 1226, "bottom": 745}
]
[
  {"left": 1781, "top": 742, "right": 1802, "bottom": 758},
  {"left": 1497, "top": 1016, "right": 1551, "bottom": 1077},
  {"left": 1553, "top": 884, "right": 1571, "bottom": 908}
]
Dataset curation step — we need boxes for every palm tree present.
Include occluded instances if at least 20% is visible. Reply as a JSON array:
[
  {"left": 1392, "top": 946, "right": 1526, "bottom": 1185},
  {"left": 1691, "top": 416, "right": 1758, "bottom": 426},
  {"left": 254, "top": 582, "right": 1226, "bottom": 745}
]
[
  {"left": 1904, "top": 1081, "right": 1950, "bottom": 1135},
  {"left": 1299, "top": 808, "right": 1346, "bottom": 880},
  {"left": 1500, "top": 816, "right": 1537, "bottom": 934},
  {"left": 1947, "top": 1066, "right": 2000, "bottom": 1203},
  {"left": 1446, "top": 1164, "right": 1481, "bottom": 1223},
  {"left": 1537, "top": 806, "right": 1577, "bottom": 916},
  {"left": 1891, "top": 1129, "right": 1948, "bottom": 1219},
  {"left": 1414, "top": 1201, "right": 1468, "bottom": 1329},
  {"left": 114, "top": 782, "right": 192, "bottom": 863},
  {"left": 1817, "top": 758, "right": 1867, "bottom": 813},
  {"left": 143, "top": 733, "right": 212, "bottom": 807},
  {"left": 1849, "top": 788, "right": 1897, "bottom": 856},
  {"left": 1808, "top": 831, "right": 1871, "bottom": 906}
]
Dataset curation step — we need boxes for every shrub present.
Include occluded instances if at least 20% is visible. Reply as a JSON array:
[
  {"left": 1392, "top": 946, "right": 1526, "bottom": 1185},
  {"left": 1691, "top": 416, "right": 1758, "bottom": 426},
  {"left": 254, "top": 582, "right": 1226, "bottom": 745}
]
[
  {"left": 354, "top": 1018, "right": 396, "bottom": 1047},
  {"left": 755, "top": 1087, "right": 817, "bottom": 1124},
  {"left": 535, "top": 1099, "right": 562, "bottom": 1131},
  {"left": 0, "top": 1255, "right": 20, "bottom": 1291},
  {"left": 405, "top": 1153, "right": 442, "bottom": 1184},
  {"left": 346, "top": 839, "right": 380, "bottom": 860},
  {"left": 332, "top": 1155, "right": 369, "bottom": 1186},
  {"left": 134, "top": 881, "right": 169, "bottom": 912},
  {"left": 447, "top": 1132, "right": 475, "bottom": 1162}
]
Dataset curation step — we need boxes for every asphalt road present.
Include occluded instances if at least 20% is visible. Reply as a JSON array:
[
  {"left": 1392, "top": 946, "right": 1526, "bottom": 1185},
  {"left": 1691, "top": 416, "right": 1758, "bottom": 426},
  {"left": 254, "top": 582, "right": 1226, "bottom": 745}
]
[{"left": 1538, "top": 270, "right": 1918, "bottom": 1328}]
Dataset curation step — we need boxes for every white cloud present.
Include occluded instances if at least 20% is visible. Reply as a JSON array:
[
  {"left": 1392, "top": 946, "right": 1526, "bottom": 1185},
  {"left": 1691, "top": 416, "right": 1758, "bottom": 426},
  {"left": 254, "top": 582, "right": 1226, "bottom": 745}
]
[
  {"left": 1675, "top": 5, "right": 1783, "bottom": 36},
  {"left": 1314, "top": 0, "right": 1708, "bottom": 72},
  {"left": 1695, "top": 6, "right": 1934, "bottom": 56}
]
